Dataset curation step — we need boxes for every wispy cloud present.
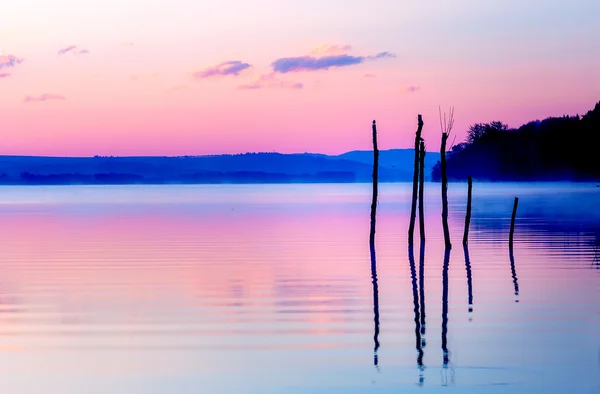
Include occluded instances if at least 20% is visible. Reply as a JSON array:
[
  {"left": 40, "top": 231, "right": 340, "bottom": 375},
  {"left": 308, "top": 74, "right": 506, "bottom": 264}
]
[
  {"left": 58, "top": 45, "right": 90, "bottom": 55},
  {"left": 271, "top": 51, "right": 395, "bottom": 73},
  {"left": 0, "top": 55, "right": 24, "bottom": 70},
  {"left": 362, "top": 73, "right": 376, "bottom": 78},
  {"left": 310, "top": 44, "right": 352, "bottom": 56},
  {"left": 128, "top": 72, "right": 158, "bottom": 82},
  {"left": 24, "top": 94, "right": 66, "bottom": 103},
  {"left": 237, "top": 73, "right": 303, "bottom": 90},
  {"left": 0, "top": 73, "right": 10, "bottom": 78},
  {"left": 403, "top": 85, "right": 421, "bottom": 93},
  {"left": 165, "top": 85, "right": 188, "bottom": 92},
  {"left": 193, "top": 61, "right": 251, "bottom": 79}
]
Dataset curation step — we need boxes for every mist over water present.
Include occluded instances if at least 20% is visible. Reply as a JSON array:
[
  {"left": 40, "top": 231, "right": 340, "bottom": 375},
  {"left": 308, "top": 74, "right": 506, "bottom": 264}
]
[{"left": 0, "top": 183, "right": 598, "bottom": 393}]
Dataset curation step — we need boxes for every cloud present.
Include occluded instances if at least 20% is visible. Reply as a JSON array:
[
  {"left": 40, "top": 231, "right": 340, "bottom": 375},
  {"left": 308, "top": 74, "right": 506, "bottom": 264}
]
[
  {"left": 0, "top": 55, "right": 24, "bottom": 70},
  {"left": 58, "top": 45, "right": 77, "bottom": 55},
  {"left": 24, "top": 94, "right": 66, "bottom": 103},
  {"left": 193, "top": 61, "right": 251, "bottom": 79},
  {"left": 58, "top": 45, "right": 90, "bottom": 55},
  {"left": 0, "top": 73, "right": 10, "bottom": 78},
  {"left": 237, "top": 73, "right": 303, "bottom": 90},
  {"left": 371, "top": 52, "right": 395, "bottom": 59},
  {"left": 128, "top": 72, "right": 158, "bottom": 82},
  {"left": 403, "top": 85, "right": 421, "bottom": 93},
  {"left": 165, "top": 85, "right": 188, "bottom": 92},
  {"left": 310, "top": 44, "right": 352, "bottom": 56},
  {"left": 271, "top": 51, "right": 395, "bottom": 73},
  {"left": 362, "top": 73, "right": 376, "bottom": 78}
]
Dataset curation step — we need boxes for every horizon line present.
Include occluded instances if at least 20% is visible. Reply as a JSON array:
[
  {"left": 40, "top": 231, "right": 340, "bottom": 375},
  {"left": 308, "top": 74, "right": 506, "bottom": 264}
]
[{"left": 0, "top": 147, "right": 432, "bottom": 159}]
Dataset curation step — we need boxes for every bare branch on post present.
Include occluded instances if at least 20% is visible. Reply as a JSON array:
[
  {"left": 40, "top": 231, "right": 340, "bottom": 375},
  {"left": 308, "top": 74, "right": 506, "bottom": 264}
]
[{"left": 439, "top": 107, "right": 454, "bottom": 250}]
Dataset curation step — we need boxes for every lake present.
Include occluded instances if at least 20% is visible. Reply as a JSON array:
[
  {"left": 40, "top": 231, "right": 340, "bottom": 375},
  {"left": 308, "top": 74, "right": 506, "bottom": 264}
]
[{"left": 0, "top": 183, "right": 598, "bottom": 393}]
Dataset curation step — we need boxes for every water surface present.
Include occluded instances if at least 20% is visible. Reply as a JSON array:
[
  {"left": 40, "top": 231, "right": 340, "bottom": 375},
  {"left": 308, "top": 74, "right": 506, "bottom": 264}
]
[{"left": 0, "top": 183, "right": 598, "bottom": 393}]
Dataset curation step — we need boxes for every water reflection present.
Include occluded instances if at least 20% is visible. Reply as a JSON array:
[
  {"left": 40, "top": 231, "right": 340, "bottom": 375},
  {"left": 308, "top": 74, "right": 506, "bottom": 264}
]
[
  {"left": 419, "top": 240, "right": 427, "bottom": 335},
  {"left": 441, "top": 247, "right": 453, "bottom": 385},
  {"left": 463, "top": 244, "right": 473, "bottom": 315},
  {"left": 408, "top": 244, "right": 424, "bottom": 378},
  {"left": 593, "top": 231, "right": 600, "bottom": 268},
  {"left": 509, "top": 245, "right": 520, "bottom": 301},
  {"left": 0, "top": 184, "right": 598, "bottom": 393},
  {"left": 441, "top": 247, "right": 451, "bottom": 364},
  {"left": 370, "top": 241, "right": 380, "bottom": 369}
]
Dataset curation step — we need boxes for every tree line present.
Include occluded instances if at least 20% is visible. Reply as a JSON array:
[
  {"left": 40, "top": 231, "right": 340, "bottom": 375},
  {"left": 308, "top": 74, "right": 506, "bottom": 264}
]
[{"left": 432, "top": 101, "right": 600, "bottom": 181}]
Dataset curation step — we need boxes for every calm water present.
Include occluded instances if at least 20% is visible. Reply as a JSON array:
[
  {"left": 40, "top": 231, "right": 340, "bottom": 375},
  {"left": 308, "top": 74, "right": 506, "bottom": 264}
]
[{"left": 0, "top": 183, "right": 598, "bottom": 393}]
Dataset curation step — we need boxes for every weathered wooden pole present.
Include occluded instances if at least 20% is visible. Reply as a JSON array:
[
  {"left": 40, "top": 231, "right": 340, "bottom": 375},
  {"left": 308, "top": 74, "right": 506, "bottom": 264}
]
[
  {"left": 509, "top": 197, "right": 519, "bottom": 248},
  {"left": 462, "top": 176, "right": 473, "bottom": 246},
  {"left": 441, "top": 132, "right": 451, "bottom": 249},
  {"left": 370, "top": 120, "right": 379, "bottom": 247},
  {"left": 418, "top": 140, "right": 426, "bottom": 242},
  {"left": 369, "top": 119, "right": 380, "bottom": 367},
  {"left": 408, "top": 115, "right": 424, "bottom": 246}
]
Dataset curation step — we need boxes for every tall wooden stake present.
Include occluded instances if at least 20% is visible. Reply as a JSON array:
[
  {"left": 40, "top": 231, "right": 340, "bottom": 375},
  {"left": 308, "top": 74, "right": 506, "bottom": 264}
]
[
  {"left": 462, "top": 176, "right": 473, "bottom": 246},
  {"left": 370, "top": 120, "right": 381, "bottom": 367},
  {"left": 370, "top": 120, "right": 379, "bottom": 247},
  {"left": 418, "top": 140, "right": 426, "bottom": 242},
  {"left": 409, "top": 115, "right": 424, "bottom": 246},
  {"left": 509, "top": 197, "right": 519, "bottom": 248},
  {"left": 439, "top": 107, "right": 454, "bottom": 250},
  {"left": 441, "top": 132, "right": 451, "bottom": 249}
]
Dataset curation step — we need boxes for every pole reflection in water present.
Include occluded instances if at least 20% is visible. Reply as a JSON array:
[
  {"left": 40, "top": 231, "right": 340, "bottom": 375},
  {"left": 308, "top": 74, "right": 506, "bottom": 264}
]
[
  {"left": 370, "top": 241, "right": 380, "bottom": 370},
  {"left": 419, "top": 240, "right": 427, "bottom": 336},
  {"left": 463, "top": 244, "right": 474, "bottom": 315},
  {"left": 509, "top": 245, "right": 520, "bottom": 302},
  {"left": 592, "top": 230, "right": 599, "bottom": 268},
  {"left": 441, "top": 247, "right": 451, "bottom": 372},
  {"left": 408, "top": 244, "right": 424, "bottom": 383}
]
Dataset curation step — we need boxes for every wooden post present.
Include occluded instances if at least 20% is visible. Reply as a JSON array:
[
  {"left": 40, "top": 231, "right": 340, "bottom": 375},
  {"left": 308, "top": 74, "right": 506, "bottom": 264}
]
[
  {"left": 370, "top": 120, "right": 381, "bottom": 367},
  {"left": 462, "top": 176, "right": 473, "bottom": 245},
  {"left": 441, "top": 132, "right": 451, "bottom": 249},
  {"left": 408, "top": 115, "right": 424, "bottom": 246},
  {"left": 509, "top": 197, "right": 519, "bottom": 248},
  {"left": 369, "top": 121, "right": 379, "bottom": 247},
  {"left": 418, "top": 140, "right": 426, "bottom": 243}
]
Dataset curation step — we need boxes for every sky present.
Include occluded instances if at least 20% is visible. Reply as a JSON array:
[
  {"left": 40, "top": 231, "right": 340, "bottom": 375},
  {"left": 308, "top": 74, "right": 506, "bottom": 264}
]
[{"left": 1, "top": 0, "right": 599, "bottom": 156}]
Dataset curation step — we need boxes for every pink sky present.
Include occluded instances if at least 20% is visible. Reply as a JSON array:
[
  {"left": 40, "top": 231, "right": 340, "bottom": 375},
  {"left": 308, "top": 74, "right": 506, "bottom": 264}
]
[{"left": 1, "top": 0, "right": 599, "bottom": 156}]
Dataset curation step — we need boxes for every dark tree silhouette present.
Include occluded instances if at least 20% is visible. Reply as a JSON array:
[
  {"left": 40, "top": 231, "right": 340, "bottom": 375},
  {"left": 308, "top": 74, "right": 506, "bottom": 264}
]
[{"left": 432, "top": 101, "right": 600, "bottom": 181}]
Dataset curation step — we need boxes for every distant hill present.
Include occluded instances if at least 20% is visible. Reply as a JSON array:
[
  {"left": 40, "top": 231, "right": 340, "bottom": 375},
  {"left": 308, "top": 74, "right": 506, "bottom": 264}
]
[
  {"left": 332, "top": 149, "right": 440, "bottom": 178},
  {"left": 0, "top": 150, "right": 434, "bottom": 185}
]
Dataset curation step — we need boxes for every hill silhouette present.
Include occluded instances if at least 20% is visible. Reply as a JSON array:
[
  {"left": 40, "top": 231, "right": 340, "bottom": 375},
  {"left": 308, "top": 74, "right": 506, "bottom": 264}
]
[
  {"left": 0, "top": 150, "right": 431, "bottom": 185},
  {"left": 432, "top": 101, "right": 600, "bottom": 181}
]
